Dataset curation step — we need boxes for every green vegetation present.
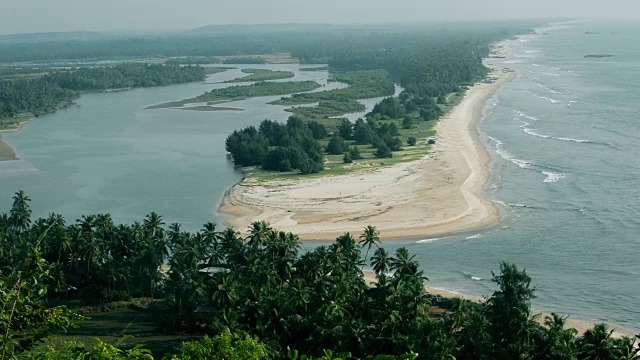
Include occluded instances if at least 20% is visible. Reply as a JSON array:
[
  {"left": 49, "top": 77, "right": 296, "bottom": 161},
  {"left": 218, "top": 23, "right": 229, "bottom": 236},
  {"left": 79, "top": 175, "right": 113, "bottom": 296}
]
[
  {"left": 225, "top": 68, "right": 295, "bottom": 83},
  {"left": 286, "top": 99, "right": 365, "bottom": 121},
  {"left": 223, "top": 57, "right": 267, "bottom": 64},
  {"left": 44, "top": 63, "right": 205, "bottom": 91},
  {"left": 1, "top": 193, "right": 638, "bottom": 359},
  {"left": 225, "top": 117, "right": 325, "bottom": 174},
  {"left": 0, "top": 64, "right": 206, "bottom": 119},
  {"left": 271, "top": 70, "right": 394, "bottom": 105},
  {"left": 194, "top": 80, "right": 321, "bottom": 103},
  {"left": 165, "top": 56, "right": 221, "bottom": 64},
  {"left": 0, "top": 78, "right": 79, "bottom": 119},
  {"left": 300, "top": 66, "right": 329, "bottom": 72}
]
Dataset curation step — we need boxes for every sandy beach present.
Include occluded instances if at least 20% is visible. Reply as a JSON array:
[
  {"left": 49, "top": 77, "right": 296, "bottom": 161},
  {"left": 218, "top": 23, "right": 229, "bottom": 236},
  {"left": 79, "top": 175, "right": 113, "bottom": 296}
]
[
  {"left": 0, "top": 139, "right": 17, "bottom": 161},
  {"left": 220, "top": 67, "right": 515, "bottom": 240}
]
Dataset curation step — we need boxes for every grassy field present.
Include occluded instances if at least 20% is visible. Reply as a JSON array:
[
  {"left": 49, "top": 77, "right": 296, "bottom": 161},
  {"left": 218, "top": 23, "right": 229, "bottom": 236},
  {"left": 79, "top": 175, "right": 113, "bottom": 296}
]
[{"left": 224, "top": 68, "right": 295, "bottom": 83}]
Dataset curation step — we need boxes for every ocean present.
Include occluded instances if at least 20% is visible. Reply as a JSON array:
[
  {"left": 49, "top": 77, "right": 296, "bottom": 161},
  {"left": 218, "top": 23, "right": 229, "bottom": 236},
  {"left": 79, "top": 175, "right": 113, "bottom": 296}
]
[{"left": 378, "top": 20, "right": 640, "bottom": 333}]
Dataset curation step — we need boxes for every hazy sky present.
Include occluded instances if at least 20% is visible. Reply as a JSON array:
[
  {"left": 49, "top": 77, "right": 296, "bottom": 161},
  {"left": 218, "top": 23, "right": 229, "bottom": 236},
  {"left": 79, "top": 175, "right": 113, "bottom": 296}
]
[{"left": 1, "top": 0, "right": 639, "bottom": 35}]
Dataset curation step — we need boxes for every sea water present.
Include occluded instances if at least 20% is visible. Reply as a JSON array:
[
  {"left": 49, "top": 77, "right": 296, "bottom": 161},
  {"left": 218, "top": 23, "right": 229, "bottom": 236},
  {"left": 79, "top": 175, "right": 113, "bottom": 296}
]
[{"left": 381, "top": 20, "right": 640, "bottom": 332}]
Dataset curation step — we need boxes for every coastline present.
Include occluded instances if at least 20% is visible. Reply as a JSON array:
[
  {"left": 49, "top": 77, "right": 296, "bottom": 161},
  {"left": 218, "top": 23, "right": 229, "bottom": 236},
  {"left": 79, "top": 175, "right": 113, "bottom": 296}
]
[
  {"left": 0, "top": 116, "right": 37, "bottom": 161},
  {"left": 219, "top": 67, "right": 515, "bottom": 241},
  {"left": 362, "top": 272, "right": 637, "bottom": 339},
  {"left": 0, "top": 138, "right": 17, "bottom": 161}
]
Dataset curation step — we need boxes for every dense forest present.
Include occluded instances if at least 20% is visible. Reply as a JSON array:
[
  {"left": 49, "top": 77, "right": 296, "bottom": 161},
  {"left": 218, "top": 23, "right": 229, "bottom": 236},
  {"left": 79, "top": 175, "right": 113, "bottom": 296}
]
[
  {"left": 0, "top": 23, "right": 536, "bottom": 63},
  {"left": 1, "top": 192, "right": 638, "bottom": 359},
  {"left": 0, "top": 63, "right": 205, "bottom": 119}
]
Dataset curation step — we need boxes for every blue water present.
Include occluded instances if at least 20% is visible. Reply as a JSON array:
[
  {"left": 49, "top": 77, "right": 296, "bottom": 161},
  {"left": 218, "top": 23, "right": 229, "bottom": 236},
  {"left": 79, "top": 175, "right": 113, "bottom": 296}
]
[{"left": 377, "top": 21, "right": 640, "bottom": 332}]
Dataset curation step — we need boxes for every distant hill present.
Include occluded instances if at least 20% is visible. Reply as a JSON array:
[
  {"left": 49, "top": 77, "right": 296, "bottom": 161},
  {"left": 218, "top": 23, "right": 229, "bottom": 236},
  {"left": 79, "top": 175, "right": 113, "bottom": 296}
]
[
  {"left": 188, "top": 23, "right": 339, "bottom": 35},
  {"left": 0, "top": 31, "right": 105, "bottom": 44}
]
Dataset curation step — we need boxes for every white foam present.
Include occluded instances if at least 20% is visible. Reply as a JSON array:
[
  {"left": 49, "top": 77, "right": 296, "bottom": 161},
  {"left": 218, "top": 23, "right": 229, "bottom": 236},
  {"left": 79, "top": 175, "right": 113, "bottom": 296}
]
[
  {"left": 514, "top": 110, "right": 539, "bottom": 121},
  {"left": 471, "top": 276, "right": 483, "bottom": 281},
  {"left": 518, "top": 120, "right": 592, "bottom": 144},
  {"left": 556, "top": 137, "right": 591, "bottom": 143},
  {"left": 465, "top": 234, "right": 482, "bottom": 239},
  {"left": 522, "top": 126, "right": 551, "bottom": 139},
  {"left": 543, "top": 72, "right": 560, "bottom": 77},
  {"left": 532, "top": 63, "right": 540, "bottom": 67},
  {"left": 488, "top": 136, "right": 533, "bottom": 169},
  {"left": 416, "top": 238, "right": 441, "bottom": 244},
  {"left": 542, "top": 171, "right": 566, "bottom": 183},
  {"left": 536, "top": 94, "right": 561, "bottom": 104},
  {"left": 536, "top": 83, "right": 562, "bottom": 94}
]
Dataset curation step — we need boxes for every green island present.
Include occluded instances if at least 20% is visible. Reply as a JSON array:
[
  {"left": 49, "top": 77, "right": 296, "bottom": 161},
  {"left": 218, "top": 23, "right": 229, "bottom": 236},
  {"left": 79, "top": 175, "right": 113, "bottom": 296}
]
[
  {"left": 2, "top": 193, "right": 638, "bottom": 359},
  {"left": 0, "top": 63, "right": 206, "bottom": 125},
  {"left": 195, "top": 80, "right": 320, "bottom": 102},
  {"left": 146, "top": 80, "right": 322, "bottom": 110},
  {"left": 285, "top": 99, "right": 366, "bottom": 121},
  {"left": 224, "top": 68, "right": 295, "bottom": 83},
  {"left": 270, "top": 70, "right": 395, "bottom": 106}
]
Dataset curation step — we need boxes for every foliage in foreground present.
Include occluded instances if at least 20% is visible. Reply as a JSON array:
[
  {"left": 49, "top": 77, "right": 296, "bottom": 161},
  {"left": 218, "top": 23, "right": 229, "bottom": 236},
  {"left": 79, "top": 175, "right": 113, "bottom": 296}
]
[{"left": 1, "top": 192, "right": 639, "bottom": 359}]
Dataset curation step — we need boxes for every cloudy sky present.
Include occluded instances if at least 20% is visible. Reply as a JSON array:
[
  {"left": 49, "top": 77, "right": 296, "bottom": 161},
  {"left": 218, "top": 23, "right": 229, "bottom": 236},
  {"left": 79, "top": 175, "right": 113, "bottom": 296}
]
[{"left": 1, "top": 0, "right": 639, "bottom": 34}]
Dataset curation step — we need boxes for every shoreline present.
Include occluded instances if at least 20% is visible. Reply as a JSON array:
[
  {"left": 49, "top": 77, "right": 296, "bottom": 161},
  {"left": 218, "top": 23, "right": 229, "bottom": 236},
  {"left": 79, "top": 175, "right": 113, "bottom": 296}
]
[
  {"left": 362, "top": 272, "right": 637, "bottom": 339},
  {"left": 219, "top": 67, "right": 515, "bottom": 241},
  {"left": 0, "top": 116, "right": 36, "bottom": 161},
  {"left": 0, "top": 138, "right": 18, "bottom": 161}
]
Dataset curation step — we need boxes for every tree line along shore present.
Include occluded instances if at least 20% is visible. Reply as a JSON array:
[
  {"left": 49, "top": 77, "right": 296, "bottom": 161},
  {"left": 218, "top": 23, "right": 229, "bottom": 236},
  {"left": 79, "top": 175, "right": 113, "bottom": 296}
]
[{"left": 1, "top": 192, "right": 638, "bottom": 359}]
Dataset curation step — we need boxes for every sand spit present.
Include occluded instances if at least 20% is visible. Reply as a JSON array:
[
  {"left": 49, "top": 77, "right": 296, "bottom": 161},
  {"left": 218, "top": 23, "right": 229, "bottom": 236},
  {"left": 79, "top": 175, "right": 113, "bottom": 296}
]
[{"left": 219, "top": 68, "right": 515, "bottom": 240}]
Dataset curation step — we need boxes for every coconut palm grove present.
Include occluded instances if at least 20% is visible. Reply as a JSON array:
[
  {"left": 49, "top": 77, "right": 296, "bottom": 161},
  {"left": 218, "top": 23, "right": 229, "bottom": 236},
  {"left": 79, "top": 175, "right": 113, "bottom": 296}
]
[{"left": 0, "top": 191, "right": 638, "bottom": 359}]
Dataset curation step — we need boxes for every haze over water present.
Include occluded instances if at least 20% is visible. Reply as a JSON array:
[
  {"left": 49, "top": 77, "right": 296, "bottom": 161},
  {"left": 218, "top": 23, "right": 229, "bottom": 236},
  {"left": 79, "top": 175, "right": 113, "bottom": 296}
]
[{"left": 1, "top": 21, "right": 639, "bottom": 332}]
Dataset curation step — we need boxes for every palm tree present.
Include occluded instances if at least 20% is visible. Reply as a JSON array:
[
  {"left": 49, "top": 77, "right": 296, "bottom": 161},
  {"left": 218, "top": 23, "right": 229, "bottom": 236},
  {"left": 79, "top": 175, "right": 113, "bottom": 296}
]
[
  {"left": 247, "top": 221, "right": 271, "bottom": 249},
  {"left": 578, "top": 323, "right": 618, "bottom": 360},
  {"left": 9, "top": 190, "right": 31, "bottom": 233},
  {"left": 370, "top": 247, "right": 390, "bottom": 278},
  {"left": 358, "top": 225, "right": 380, "bottom": 270}
]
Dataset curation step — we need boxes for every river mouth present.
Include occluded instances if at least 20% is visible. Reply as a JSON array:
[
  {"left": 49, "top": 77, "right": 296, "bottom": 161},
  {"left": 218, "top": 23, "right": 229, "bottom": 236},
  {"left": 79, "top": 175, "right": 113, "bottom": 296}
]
[{"left": 0, "top": 64, "right": 398, "bottom": 231}]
